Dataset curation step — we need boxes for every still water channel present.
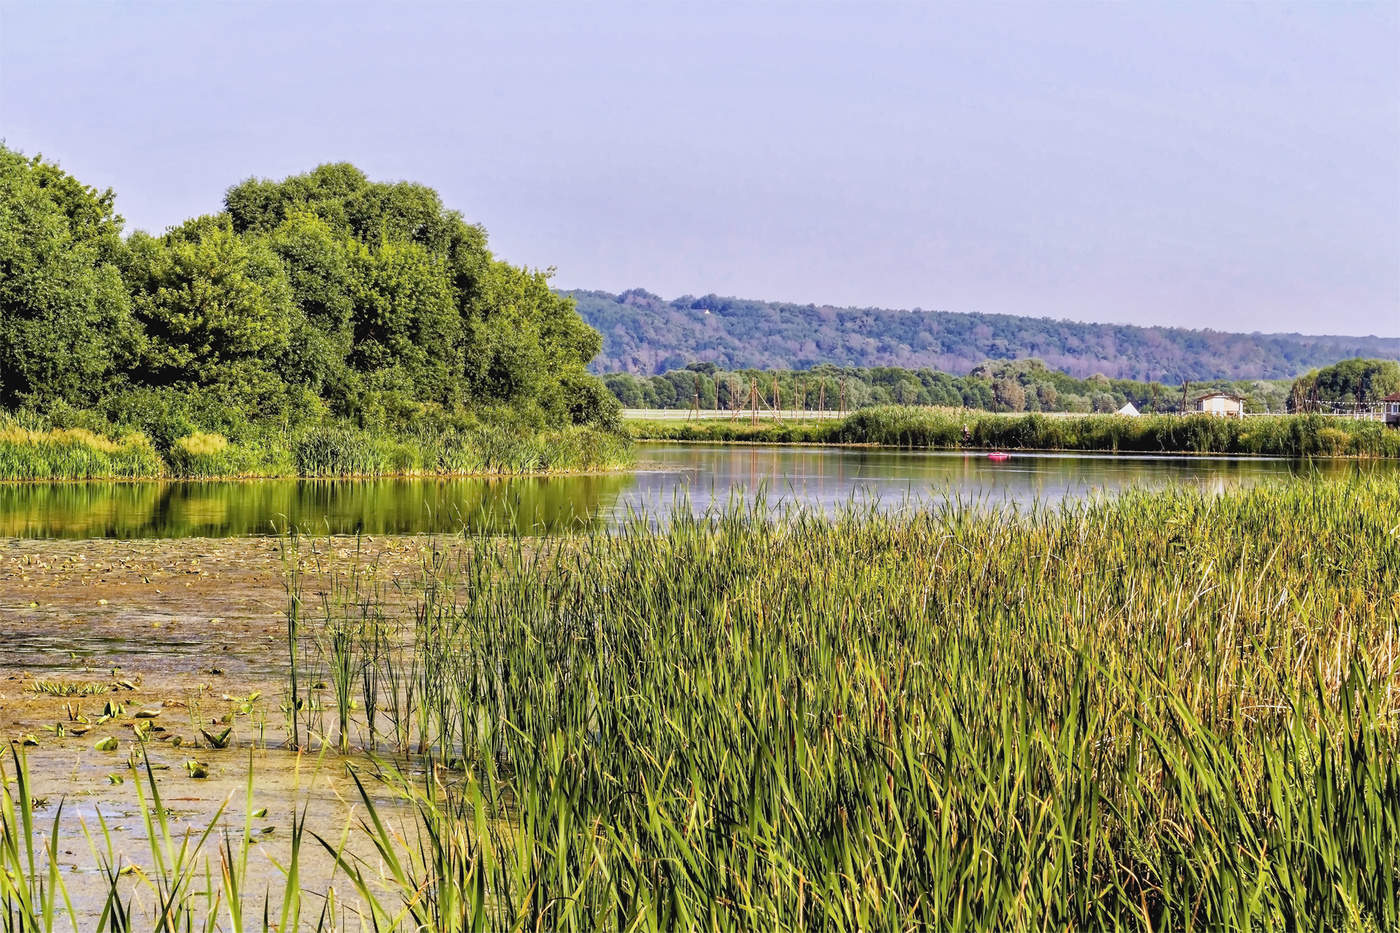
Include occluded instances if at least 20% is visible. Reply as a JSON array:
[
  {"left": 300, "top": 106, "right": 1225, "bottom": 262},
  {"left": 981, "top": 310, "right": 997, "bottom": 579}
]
[{"left": 0, "top": 443, "right": 1388, "bottom": 539}]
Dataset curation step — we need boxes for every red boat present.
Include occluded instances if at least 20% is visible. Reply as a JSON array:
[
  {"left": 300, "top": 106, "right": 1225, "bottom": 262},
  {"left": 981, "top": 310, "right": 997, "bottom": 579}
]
[{"left": 987, "top": 452, "right": 1011, "bottom": 461}]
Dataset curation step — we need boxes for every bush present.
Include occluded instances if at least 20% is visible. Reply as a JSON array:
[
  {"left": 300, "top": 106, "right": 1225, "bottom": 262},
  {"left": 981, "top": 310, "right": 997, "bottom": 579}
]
[{"left": 164, "top": 431, "right": 270, "bottom": 478}]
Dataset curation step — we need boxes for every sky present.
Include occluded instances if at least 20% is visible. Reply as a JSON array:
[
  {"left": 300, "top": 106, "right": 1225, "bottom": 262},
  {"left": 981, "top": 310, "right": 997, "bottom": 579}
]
[{"left": 2, "top": 1, "right": 1397, "bottom": 337}]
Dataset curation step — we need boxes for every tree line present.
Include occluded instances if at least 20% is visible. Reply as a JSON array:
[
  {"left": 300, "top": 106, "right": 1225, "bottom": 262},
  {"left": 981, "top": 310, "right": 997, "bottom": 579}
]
[
  {"left": 0, "top": 147, "right": 619, "bottom": 452},
  {"left": 604, "top": 359, "right": 1301, "bottom": 415},
  {"left": 571, "top": 288, "right": 1400, "bottom": 383}
]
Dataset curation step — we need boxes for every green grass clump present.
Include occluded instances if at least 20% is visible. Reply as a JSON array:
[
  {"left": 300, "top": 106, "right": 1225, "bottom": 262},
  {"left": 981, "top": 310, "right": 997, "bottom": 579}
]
[
  {"left": 632, "top": 406, "right": 1400, "bottom": 458},
  {"left": 291, "top": 424, "right": 632, "bottom": 477},
  {"left": 163, "top": 431, "right": 270, "bottom": 478},
  {"left": 0, "top": 423, "right": 163, "bottom": 480},
  {"left": 26, "top": 679, "right": 109, "bottom": 696}
]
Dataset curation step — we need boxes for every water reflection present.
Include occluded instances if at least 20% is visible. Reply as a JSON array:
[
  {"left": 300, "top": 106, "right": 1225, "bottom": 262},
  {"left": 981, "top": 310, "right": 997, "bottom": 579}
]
[
  {"left": 0, "top": 473, "right": 634, "bottom": 539},
  {"left": 624, "top": 445, "right": 1380, "bottom": 516},
  {"left": 0, "top": 444, "right": 1387, "bottom": 539}
]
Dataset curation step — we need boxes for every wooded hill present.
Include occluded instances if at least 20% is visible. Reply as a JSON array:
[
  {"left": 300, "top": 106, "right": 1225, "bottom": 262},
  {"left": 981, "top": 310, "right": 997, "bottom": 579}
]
[{"left": 570, "top": 288, "right": 1399, "bottom": 382}]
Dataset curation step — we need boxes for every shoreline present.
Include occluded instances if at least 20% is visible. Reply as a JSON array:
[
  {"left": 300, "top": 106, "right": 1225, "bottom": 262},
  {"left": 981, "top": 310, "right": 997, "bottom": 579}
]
[
  {"left": 625, "top": 406, "right": 1400, "bottom": 460},
  {"left": 627, "top": 434, "right": 1400, "bottom": 461}
]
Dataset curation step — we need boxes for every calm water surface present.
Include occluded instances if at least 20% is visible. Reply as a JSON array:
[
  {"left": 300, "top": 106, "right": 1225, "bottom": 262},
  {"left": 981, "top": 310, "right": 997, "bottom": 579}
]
[{"left": 0, "top": 443, "right": 1388, "bottom": 539}]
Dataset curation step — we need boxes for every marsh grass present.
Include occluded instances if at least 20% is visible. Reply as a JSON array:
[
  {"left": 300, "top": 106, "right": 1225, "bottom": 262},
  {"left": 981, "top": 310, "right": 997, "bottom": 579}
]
[
  {"left": 4, "top": 476, "right": 1397, "bottom": 930},
  {"left": 280, "top": 474, "right": 1399, "bottom": 930},
  {"left": 0, "top": 424, "right": 162, "bottom": 481},
  {"left": 26, "top": 680, "right": 109, "bottom": 698},
  {"left": 632, "top": 406, "right": 1400, "bottom": 458},
  {"left": 0, "top": 416, "right": 631, "bottom": 482}
]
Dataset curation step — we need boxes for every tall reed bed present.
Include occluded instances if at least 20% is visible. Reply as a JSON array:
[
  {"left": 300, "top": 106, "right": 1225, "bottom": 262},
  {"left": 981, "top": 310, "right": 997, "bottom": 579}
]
[
  {"left": 0, "top": 420, "right": 631, "bottom": 481},
  {"left": 280, "top": 475, "right": 1398, "bottom": 930},
  {"left": 292, "top": 424, "right": 631, "bottom": 477},
  {"left": 0, "top": 424, "right": 162, "bottom": 480},
  {"left": 632, "top": 406, "right": 1400, "bottom": 457}
]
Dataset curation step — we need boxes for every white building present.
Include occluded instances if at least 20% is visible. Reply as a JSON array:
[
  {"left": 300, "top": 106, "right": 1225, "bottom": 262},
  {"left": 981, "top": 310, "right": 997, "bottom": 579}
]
[
  {"left": 1195, "top": 392, "right": 1246, "bottom": 418},
  {"left": 1115, "top": 402, "right": 1139, "bottom": 417}
]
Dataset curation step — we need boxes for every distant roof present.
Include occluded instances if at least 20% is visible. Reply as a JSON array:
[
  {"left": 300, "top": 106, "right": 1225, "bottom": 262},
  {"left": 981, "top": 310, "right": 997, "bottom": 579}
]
[
  {"left": 1385, "top": 391, "right": 1400, "bottom": 402},
  {"left": 1196, "top": 392, "right": 1245, "bottom": 402},
  {"left": 1116, "top": 402, "right": 1139, "bottom": 416}
]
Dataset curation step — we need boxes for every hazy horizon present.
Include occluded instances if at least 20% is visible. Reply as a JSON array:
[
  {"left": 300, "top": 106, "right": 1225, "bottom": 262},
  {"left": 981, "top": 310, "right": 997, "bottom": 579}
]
[{"left": 3, "top": 1, "right": 1397, "bottom": 338}]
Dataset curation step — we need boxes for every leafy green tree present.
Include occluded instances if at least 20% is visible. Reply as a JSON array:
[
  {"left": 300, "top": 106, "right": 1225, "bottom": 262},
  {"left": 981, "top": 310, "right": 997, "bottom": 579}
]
[
  {"left": 1289, "top": 358, "right": 1400, "bottom": 411},
  {"left": 0, "top": 147, "right": 134, "bottom": 408},
  {"left": 265, "top": 212, "right": 359, "bottom": 406},
  {"left": 1091, "top": 391, "right": 1118, "bottom": 413},
  {"left": 350, "top": 239, "right": 460, "bottom": 406},
  {"left": 122, "top": 215, "right": 295, "bottom": 407},
  {"left": 992, "top": 377, "right": 1027, "bottom": 412},
  {"left": 225, "top": 162, "right": 611, "bottom": 426}
]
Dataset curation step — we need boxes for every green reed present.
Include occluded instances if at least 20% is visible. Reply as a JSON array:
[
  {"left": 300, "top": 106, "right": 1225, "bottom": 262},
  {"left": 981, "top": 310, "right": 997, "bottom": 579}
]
[
  {"left": 0, "top": 415, "right": 631, "bottom": 482},
  {"left": 0, "top": 425, "right": 163, "bottom": 481},
  {"left": 285, "top": 474, "right": 1399, "bottom": 930},
  {"left": 632, "top": 405, "right": 1400, "bottom": 458}
]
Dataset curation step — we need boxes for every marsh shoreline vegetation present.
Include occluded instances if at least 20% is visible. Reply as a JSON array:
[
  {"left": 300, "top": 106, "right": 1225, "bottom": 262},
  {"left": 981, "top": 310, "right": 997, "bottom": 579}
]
[
  {"left": 630, "top": 405, "right": 1400, "bottom": 458},
  {"left": 3, "top": 475, "right": 1398, "bottom": 929},
  {"left": 0, "top": 415, "right": 630, "bottom": 481}
]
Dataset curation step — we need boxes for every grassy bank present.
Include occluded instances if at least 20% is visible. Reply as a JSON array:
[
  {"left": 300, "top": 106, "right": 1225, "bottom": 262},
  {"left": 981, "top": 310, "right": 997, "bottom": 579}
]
[
  {"left": 631, "top": 405, "right": 1400, "bottom": 457},
  {"left": 6, "top": 475, "right": 1394, "bottom": 929},
  {"left": 0, "top": 418, "right": 632, "bottom": 481}
]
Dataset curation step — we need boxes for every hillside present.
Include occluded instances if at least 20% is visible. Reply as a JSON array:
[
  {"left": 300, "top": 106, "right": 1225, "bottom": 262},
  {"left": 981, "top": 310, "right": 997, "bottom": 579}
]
[{"left": 569, "top": 289, "right": 1400, "bottom": 382}]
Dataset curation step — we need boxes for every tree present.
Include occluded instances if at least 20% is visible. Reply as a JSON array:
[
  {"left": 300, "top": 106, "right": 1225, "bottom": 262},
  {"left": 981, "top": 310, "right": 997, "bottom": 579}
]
[
  {"left": 991, "top": 377, "right": 1027, "bottom": 412},
  {"left": 225, "top": 162, "right": 613, "bottom": 427},
  {"left": 265, "top": 212, "right": 358, "bottom": 406},
  {"left": 0, "top": 147, "right": 134, "bottom": 408},
  {"left": 349, "top": 239, "right": 460, "bottom": 406},
  {"left": 1289, "top": 358, "right": 1400, "bottom": 411},
  {"left": 122, "top": 215, "right": 295, "bottom": 406}
]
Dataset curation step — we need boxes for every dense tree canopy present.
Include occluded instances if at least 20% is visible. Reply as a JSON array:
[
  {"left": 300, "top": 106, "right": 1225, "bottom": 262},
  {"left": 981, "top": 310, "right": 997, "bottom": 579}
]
[
  {"left": 606, "top": 359, "right": 1294, "bottom": 415},
  {"left": 0, "top": 149, "right": 617, "bottom": 438},
  {"left": 0, "top": 147, "right": 135, "bottom": 409}
]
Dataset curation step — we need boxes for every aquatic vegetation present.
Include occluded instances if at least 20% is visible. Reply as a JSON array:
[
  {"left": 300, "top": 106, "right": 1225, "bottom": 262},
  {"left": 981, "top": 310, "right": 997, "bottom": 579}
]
[
  {"left": 26, "top": 680, "right": 108, "bottom": 697},
  {"left": 0, "top": 423, "right": 162, "bottom": 481},
  {"left": 162, "top": 431, "right": 258, "bottom": 479},
  {"left": 3, "top": 476, "right": 1396, "bottom": 930},
  {"left": 631, "top": 406, "right": 1400, "bottom": 457},
  {"left": 282, "top": 474, "right": 1398, "bottom": 929},
  {"left": 0, "top": 414, "right": 632, "bottom": 482}
]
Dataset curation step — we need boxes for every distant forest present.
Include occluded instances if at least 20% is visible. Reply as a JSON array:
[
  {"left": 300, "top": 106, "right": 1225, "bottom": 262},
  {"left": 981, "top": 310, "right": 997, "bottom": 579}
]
[{"left": 570, "top": 289, "right": 1400, "bottom": 383}]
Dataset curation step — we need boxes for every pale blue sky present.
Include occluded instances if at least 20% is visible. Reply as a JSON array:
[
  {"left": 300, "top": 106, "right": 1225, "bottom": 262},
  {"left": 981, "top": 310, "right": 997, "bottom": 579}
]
[{"left": 2, "top": 1, "right": 1397, "bottom": 336}]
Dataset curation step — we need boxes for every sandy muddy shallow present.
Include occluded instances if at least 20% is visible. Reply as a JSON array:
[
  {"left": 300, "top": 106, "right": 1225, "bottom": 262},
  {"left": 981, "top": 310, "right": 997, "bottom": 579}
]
[{"left": 0, "top": 534, "right": 454, "bottom": 921}]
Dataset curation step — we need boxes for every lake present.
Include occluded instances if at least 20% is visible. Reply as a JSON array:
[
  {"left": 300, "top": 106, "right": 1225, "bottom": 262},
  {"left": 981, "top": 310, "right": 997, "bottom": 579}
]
[{"left": 0, "top": 442, "right": 1387, "bottom": 539}]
